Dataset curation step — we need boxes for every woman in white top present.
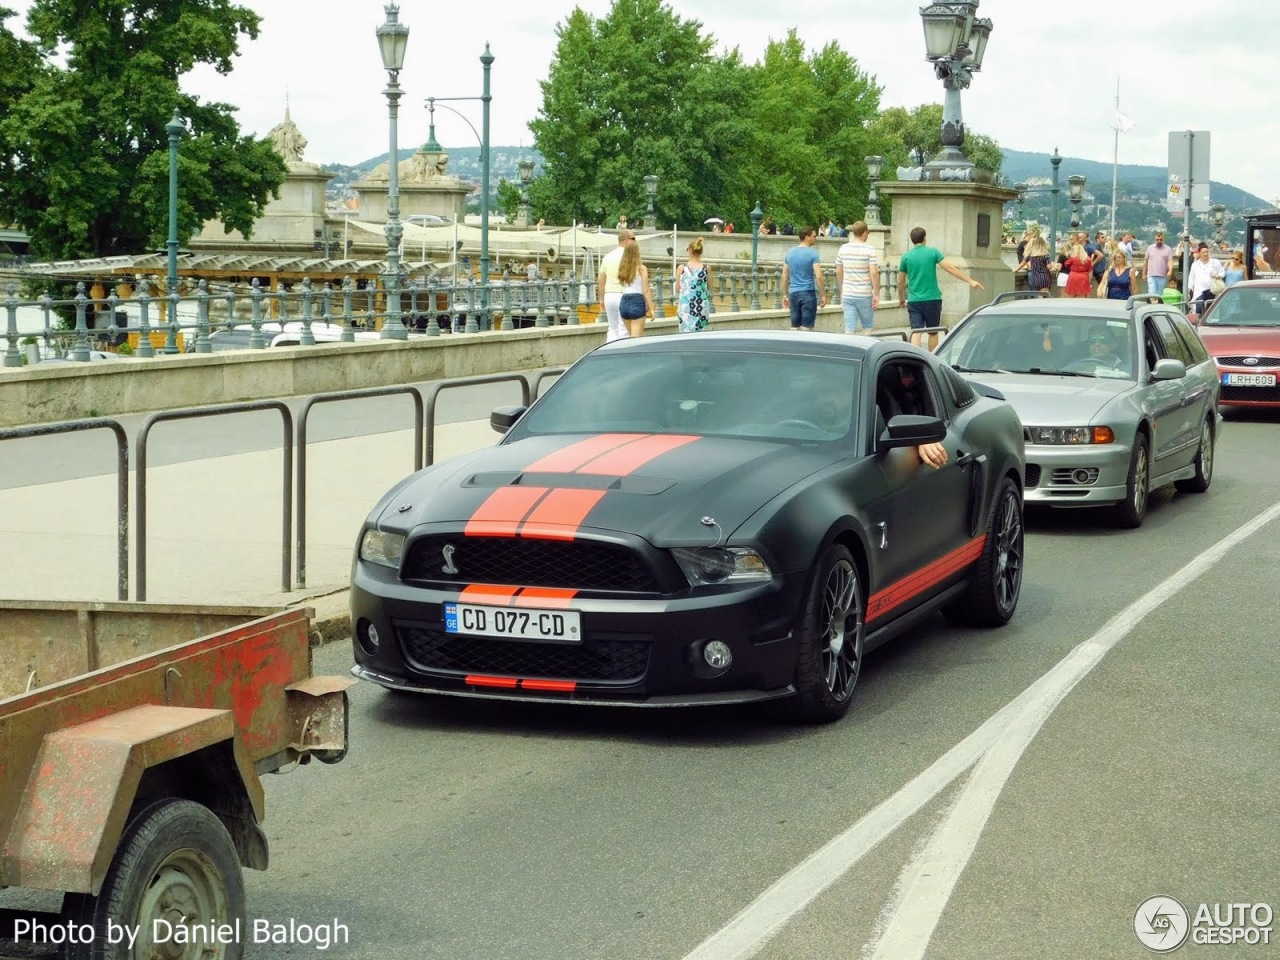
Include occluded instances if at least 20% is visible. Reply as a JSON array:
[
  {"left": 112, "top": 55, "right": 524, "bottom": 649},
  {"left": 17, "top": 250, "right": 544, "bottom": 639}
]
[{"left": 615, "top": 242, "right": 654, "bottom": 339}]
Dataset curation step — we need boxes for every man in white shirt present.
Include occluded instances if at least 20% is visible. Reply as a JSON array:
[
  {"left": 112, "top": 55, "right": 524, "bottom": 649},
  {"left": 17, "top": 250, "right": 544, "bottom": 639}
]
[
  {"left": 834, "top": 221, "right": 880, "bottom": 333},
  {"left": 1186, "top": 242, "right": 1225, "bottom": 314}
]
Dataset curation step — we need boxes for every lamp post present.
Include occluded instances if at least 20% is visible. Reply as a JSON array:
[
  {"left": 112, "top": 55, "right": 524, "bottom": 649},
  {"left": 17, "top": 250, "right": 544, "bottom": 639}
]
[
  {"left": 643, "top": 175, "right": 658, "bottom": 231},
  {"left": 750, "top": 201, "right": 764, "bottom": 309},
  {"left": 918, "top": 1, "right": 992, "bottom": 180},
  {"left": 163, "top": 109, "right": 184, "bottom": 354},
  {"left": 865, "top": 156, "right": 883, "bottom": 226},
  {"left": 479, "top": 44, "right": 493, "bottom": 332},
  {"left": 1212, "top": 203, "right": 1226, "bottom": 248},
  {"left": 1068, "top": 174, "right": 1086, "bottom": 231},
  {"left": 1014, "top": 181, "right": 1027, "bottom": 227},
  {"left": 517, "top": 158, "right": 534, "bottom": 227},
  {"left": 1049, "top": 148, "right": 1062, "bottom": 253},
  {"left": 376, "top": 4, "right": 410, "bottom": 340}
]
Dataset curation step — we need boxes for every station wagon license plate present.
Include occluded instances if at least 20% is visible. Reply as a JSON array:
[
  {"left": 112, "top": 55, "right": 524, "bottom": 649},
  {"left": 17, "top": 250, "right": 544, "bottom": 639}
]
[
  {"left": 444, "top": 602, "right": 582, "bottom": 643},
  {"left": 1222, "top": 373, "right": 1276, "bottom": 387}
]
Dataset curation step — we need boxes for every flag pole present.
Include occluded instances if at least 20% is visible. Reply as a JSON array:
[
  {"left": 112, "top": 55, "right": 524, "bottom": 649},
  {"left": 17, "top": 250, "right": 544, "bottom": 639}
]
[{"left": 1111, "top": 77, "right": 1120, "bottom": 239}]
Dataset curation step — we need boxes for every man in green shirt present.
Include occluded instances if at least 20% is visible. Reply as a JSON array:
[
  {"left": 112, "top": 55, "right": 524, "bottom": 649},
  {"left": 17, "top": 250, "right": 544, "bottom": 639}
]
[{"left": 896, "top": 226, "right": 984, "bottom": 349}]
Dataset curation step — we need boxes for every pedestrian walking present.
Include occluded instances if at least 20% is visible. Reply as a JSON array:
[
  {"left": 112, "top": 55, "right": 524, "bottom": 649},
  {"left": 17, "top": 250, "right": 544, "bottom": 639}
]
[
  {"left": 1224, "top": 249, "right": 1247, "bottom": 287},
  {"left": 675, "top": 238, "right": 711, "bottom": 333},
  {"left": 834, "top": 220, "right": 879, "bottom": 333},
  {"left": 1186, "top": 242, "right": 1225, "bottom": 314},
  {"left": 1063, "top": 243, "right": 1094, "bottom": 298},
  {"left": 1101, "top": 249, "right": 1138, "bottom": 299},
  {"left": 598, "top": 228, "right": 636, "bottom": 342},
  {"left": 615, "top": 241, "right": 654, "bottom": 338},
  {"left": 1014, "top": 225, "right": 1052, "bottom": 293},
  {"left": 1142, "top": 231, "right": 1174, "bottom": 295},
  {"left": 781, "top": 226, "right": 826, "bottom": 331},
  {"left": 896, "top": 226, "right": 983, "bottom": 349}
]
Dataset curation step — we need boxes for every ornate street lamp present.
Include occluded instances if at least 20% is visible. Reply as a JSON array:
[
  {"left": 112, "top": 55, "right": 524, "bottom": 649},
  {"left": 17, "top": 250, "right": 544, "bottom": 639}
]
[
  {"left": 918, "top": 1, "right": 993, "bottom": 180},
  {"left": 749, "top": 201, "right": 764, "bottom": 309},
  {"left": 376, "top": 3, "right": 410, "bottom": 340},
  {"left": 865, "top": 155, "right": 883, "bottom": 226},
  {"left": 643, "top": 174, "right": 658, "bottom": 231},
  {"left": 1068, "top": 174, "right": 1086, "bottom": 230},
  {"left": 1014, "top": 181, "right": 1027, "bottom": 226},
  {"left": 1212, "top": 203, "right": 1227, "bottom": 247},
  {"left": 162, "top": 109, "right": 185, "bottom": 354},
  {"left": 517, "top": 158, "right": 534, "bottom": 227}
]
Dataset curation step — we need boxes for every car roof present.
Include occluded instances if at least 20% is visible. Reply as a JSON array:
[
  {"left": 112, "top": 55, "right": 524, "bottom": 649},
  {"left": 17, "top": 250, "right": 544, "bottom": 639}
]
[
  {"left": 973, "top": 298, "right": 1132, "bottom": 319},
  {"left": 598, "top": 329, "right": 890, "bottom": 359}
]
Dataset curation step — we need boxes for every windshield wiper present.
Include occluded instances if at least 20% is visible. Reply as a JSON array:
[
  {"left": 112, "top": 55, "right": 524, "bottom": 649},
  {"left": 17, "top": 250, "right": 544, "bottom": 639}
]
[
  {"left": 952, "top": 365, "right": 1006, "bottom": 374},
  {"left": 1007, "top": 368, "right": 1096, "bottom": 378}
]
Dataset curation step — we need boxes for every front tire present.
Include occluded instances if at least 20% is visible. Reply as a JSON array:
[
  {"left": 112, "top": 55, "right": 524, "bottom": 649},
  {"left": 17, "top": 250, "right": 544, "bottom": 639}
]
[
  {"left": 790, "top": 544, "right": 864, "bottom": 724},
  {"left": 1175, "top": 416, "right": 1214, "bottom": 493},
  {"left": 1111, "top": 433, "right": 1150, "bottom": 528},
  {"left": 61, "top": 799, "right": 246, "bottom": 960},
  {"left": 943, "top": 476, "right": 1024, "bottom": 627}
]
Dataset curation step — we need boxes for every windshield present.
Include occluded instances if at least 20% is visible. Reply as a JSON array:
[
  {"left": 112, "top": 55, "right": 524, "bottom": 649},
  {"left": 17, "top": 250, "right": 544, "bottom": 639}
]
[
  {"left": 936, "top": 312, "right": 1136, "bottom": 380},
  {"left": 516, "top": 350, "right": 862, "bottom": 443},
  {"left": 1201, "top": 286, "right": 1280, "bottom": 327}
]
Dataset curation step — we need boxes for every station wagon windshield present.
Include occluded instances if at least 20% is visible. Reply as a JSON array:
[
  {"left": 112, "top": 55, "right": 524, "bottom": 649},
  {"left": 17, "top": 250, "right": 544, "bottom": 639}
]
[
  {"left": 1202, "top": 287, "right": 1280, "bottom": 327},
  {"left": 937, "top": 313, "right": 1136, "bottom": 381}
]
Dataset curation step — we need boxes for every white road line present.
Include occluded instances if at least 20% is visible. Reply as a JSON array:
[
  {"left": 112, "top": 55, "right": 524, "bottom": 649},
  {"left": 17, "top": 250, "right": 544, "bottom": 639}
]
[{"left": 683, "top": 499, "right": 1280, "bottom": 960}]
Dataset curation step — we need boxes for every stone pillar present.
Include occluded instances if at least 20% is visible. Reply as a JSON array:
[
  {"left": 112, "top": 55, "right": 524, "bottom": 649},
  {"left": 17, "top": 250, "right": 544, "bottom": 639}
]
[{"left": 876, "top": 180, "right": 1017, "bottom": 325}]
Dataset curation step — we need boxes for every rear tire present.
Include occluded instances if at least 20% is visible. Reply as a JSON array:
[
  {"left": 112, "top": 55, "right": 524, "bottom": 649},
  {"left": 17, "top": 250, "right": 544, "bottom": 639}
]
[
  {"left": 790, "top": 544, "right": 864, "bottom": 724},
  {"left": 1174, "top": 416, "right": 1214, "bottom": 493},
  {"left": 1111, "top": 433, "right": 1150, "bottom": 528},
  {"left": 61, "top": 799, "right": 245, "bottom": 960},
  {"left": 943, "top": 476, "right": 1024, "bottom": 627}
]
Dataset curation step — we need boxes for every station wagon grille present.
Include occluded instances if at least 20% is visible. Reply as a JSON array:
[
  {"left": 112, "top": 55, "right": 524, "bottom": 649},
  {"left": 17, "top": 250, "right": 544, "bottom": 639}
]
[
  {"left": 1216, "top": 355, "right": 1280, "bottom": 367},
  {"left": 1221, "top": 385, "right": 1280, "bottom": 403},
  {"left": 397, "top": 622, "right": 651, "bottom": 684},
  {"left": 402, "top": 535, "right": 660, "bottom": 592}
]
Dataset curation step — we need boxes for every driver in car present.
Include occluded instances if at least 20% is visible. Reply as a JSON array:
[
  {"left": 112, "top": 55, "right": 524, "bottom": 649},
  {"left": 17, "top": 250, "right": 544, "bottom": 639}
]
[{"left": 1085, "top": 324, "right": 1128, "bottom": 372}]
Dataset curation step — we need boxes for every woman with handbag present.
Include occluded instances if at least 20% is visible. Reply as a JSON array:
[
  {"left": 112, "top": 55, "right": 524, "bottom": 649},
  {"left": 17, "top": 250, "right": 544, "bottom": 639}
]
[{"left": 616, "top": 242, "right": 654, "bottom": 338}]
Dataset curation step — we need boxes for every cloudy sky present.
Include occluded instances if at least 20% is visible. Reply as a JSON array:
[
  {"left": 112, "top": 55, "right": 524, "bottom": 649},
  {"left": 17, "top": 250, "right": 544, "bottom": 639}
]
[{"left": 5, "top": 0, "right": 1276, "bottom": 203}]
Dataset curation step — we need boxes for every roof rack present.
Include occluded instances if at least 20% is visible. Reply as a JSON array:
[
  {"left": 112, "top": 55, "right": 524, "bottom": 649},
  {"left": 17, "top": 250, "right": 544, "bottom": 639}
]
[
  {"left": 990, "top": 290, "right": 1050, "bottom": 305},
  {"left": 1124, "top": 294, "right": 1164, "bottom": 311}
]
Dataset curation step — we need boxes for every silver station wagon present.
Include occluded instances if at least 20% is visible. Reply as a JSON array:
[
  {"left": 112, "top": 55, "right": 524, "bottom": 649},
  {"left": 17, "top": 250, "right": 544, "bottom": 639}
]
[{"left": 935, "top": 293, "right": 1221, "bottom": 527}]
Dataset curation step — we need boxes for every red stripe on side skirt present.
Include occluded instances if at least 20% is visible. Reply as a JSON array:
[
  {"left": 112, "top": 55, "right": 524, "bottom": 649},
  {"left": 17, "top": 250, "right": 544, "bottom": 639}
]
[{"left": 866, "top": 535, "right": 987, "bottom": 622}]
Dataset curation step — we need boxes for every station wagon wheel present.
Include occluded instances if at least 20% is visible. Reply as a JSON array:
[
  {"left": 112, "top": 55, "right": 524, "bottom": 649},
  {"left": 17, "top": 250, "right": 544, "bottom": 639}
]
[
  {"left": 1175, "top": 416, "right": 1214, "bottom": 494},
  {"left": 943, "top": 476, "right": 1024, "bottom": 627},
  {"left": 1112, "top": 432, "right": 1150, "bottom": 528},
  {"left": 791, "top": 544, "right": 864, "bottom": 723},
  {"left": 61, "top": 798, "right": 246, "bottom": 960}
]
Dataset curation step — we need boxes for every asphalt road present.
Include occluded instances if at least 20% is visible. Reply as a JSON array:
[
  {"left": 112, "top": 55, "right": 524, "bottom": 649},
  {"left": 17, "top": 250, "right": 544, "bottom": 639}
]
[{"left": 3, "top": 407, "right": 1277, "bottom": 960}]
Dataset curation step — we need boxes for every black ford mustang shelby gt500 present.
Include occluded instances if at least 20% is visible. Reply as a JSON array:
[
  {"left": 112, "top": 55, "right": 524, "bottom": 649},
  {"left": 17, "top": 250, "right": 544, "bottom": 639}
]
[{"left": 350, "top": 331, "right": 1026, "bottom": 722}]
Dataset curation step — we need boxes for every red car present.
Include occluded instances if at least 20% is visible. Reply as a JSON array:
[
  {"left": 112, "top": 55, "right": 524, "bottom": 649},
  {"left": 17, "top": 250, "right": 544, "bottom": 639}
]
[{"left": 1193, "top": 280, "right": 1280, "bottom": 408}]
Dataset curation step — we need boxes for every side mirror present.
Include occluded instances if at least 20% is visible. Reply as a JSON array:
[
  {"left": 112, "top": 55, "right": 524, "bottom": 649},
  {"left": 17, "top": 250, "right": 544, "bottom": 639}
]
[
  {"left": 490, "top": 404, "right": 527, "bottom": 434},
  {"left": 877, "top": 414, "right": 947, "bottom": 453},
  {"left": 1150, "top": 358, "right": 1187, "bottom": 382}
]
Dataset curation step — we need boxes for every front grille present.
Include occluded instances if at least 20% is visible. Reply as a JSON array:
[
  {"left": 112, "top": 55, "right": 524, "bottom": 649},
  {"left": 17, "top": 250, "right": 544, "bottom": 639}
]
[
  {"left": 1221, "top": 385, "right": 1280, "bottom": 403},
  {"left": 397, "top": 622, "right": 651, "bottom": 684},
  {"left": 1216, "top": 355, "right": 1280, "bottom": 367},
  {"left": 1025, "top": 464, "right": 1041, "bottom": 488},
  {"left": 1050, "top": 467, "right": 1099, "bottom": 486},
  {"left": 402, "top": 535, "right": 660, "bottom": 592}
]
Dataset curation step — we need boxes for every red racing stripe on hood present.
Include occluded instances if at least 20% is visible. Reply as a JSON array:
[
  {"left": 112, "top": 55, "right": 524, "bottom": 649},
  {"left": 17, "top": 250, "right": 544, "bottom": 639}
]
[
  {"left": 464, "top": 485, "right": 550, "bottom": 537},
  {"left": 577, "top": 434, "right": 700, "bottom": 476},
  {"left": 525, "top": 433, "right": 647, "bottom": 472}
]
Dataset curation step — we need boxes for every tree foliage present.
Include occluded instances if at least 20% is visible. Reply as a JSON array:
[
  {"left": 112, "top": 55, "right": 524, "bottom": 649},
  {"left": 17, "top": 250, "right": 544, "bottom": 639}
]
[
  {"left": 868, "top": 104, "right": 1003, "bottom": 178},
  {"left": 0, "top": 1, "right": 286, "bottom": 261}
]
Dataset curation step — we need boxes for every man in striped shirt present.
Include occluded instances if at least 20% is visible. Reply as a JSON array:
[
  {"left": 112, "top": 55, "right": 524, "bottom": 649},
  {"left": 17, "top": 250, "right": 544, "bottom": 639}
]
[{"left": 834, "top": 221, "right": 880, "bottom": 333}]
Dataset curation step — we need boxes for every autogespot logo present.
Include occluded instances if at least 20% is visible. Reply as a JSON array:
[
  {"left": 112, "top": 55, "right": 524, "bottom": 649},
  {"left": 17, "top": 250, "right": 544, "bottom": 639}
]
[{"left": 1135, "top": 896, "right": 1190, "bottom": 952}]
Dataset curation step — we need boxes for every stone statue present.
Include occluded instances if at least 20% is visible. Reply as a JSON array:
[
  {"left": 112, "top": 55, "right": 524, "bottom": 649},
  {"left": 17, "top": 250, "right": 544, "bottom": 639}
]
[{"left": 267, "top": 110, "right": 308, "bottom": 163}]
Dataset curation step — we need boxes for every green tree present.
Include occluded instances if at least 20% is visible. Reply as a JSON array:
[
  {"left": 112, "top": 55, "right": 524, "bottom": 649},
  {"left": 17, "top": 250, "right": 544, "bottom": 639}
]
[
  {"left": 868, "top": 103, "right": 1003, "bottom": 178},
  {"left": 0, "top": 1, "right": 286, "bottom": 261}
]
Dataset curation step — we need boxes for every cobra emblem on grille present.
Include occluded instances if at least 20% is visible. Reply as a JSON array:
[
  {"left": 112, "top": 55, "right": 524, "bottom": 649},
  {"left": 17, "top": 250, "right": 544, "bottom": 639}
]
[
  {"left": 441, "top": 544, "right": 459, "bottom": 575},
  {"left": 1243, "top": 357, "right": 1260, "bottom": 365}
]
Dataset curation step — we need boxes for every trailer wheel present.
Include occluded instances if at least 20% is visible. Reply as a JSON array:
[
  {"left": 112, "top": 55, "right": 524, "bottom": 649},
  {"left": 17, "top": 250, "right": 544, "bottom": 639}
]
[{"left": 61, "top": 798, "right": 245, "bottom": 960}]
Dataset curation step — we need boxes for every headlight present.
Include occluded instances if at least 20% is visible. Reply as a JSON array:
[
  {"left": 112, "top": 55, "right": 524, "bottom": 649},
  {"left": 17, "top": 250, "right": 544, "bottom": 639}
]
[
  {"left": 359, "top": 529, "right": 406, "bottom": 568},
  {"left": 1025, "top": 425, "right": 1115, "bottom": 445},
  {"left": 672, "top": 547, "right": 772, "bottom": 585}
]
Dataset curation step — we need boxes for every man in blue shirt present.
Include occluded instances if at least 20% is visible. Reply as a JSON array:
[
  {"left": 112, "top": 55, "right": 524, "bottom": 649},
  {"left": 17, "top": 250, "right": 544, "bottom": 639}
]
[{"left": 781, "top": 226, "right": 826, "bottom": 330}]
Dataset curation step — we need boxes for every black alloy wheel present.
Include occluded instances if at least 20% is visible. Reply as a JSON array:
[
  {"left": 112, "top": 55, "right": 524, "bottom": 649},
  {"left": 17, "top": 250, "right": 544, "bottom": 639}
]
[
  {"left": 943, "top": 475, "right": 1024, "bottom": 627},
  {"left": 791, "top": 544, "right": 865, "bottom": 723}
]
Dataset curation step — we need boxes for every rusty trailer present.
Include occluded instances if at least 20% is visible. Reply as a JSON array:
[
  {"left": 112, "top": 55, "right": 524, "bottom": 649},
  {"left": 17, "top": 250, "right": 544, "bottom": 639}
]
[{"left": 0, "top": 600, "right": 354, "bottom": 959}]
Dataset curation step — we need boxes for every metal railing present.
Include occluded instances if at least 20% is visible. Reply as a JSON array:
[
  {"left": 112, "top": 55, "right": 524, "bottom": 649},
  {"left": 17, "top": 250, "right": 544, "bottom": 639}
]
[{"left": 423, "top": 373, "right": 533, "bottom": 467}]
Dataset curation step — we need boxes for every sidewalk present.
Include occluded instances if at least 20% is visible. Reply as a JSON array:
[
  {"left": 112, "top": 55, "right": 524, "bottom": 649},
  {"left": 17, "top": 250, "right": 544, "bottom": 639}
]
[{"left": 0, "top": 418, "right": 501, "bottom": 644}]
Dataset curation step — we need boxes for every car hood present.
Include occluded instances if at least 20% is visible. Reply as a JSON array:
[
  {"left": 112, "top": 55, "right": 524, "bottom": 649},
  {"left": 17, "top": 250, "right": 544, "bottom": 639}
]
[
  {"left": 376, "top": 432, "right": 844, "bottom": 544},
  {"left": 966, "top": 373, "right": 1132, "bottom": 425},
  {"left": 1197, "top": 325, "right": 1280, "bottom": 357}
]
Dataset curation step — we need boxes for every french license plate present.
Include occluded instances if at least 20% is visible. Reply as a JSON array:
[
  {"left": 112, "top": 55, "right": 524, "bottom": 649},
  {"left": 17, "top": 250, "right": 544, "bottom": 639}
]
[
  {"left": 444, "top": 602, "right": 581, "bottom": 643},
  {"left": 1223, "top": 373, "right": 1276, "bottom": 386}
]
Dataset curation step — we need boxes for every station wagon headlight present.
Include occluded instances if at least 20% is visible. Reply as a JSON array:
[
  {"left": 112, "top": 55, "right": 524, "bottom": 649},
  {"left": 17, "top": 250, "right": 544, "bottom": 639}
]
[
  {"left": 1025, "top": 426, "right": 1115, "bottom": 445},
  {"left": 672, "top": 547, "right": 772, "bottom": 585},
  {"left": 360, "top": 529, "right": 406, "bottom": 568}
]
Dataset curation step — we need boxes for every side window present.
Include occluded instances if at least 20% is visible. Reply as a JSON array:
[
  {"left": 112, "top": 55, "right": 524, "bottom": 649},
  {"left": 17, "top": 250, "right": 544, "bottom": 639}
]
[
  {"left": 1172, "top": 314, "right": 1210, "bottom": 363},
  {"left": 1142, "top": 319, "right": 1165, "bottom": 369},
  {"left": 875, "top": 359, "right": 939, "bottom": 425},
  {"left": 1151, "top": 313, "right": 1192, "bottom": 364}
]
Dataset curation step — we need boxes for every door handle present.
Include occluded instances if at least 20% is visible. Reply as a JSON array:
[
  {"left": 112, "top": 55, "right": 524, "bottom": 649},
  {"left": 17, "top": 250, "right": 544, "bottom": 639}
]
[{"left": 955, "top": 450, "right": 983, "bottom": 467}]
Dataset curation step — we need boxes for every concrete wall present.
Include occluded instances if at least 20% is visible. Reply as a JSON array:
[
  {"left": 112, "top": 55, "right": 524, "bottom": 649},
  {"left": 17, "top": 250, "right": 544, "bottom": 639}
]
[{"left": 1, "top": 305, "right": 913, "bottom": 428}]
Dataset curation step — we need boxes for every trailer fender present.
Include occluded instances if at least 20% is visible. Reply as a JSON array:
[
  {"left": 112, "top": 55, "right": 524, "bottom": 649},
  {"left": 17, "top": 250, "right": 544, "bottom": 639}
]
[{"left": 0, "top": 703, "right": 263, "bottom": 896}]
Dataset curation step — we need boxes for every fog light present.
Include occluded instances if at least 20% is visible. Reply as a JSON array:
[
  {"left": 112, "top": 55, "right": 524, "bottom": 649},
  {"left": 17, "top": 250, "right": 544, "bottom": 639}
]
[
  {"left": 703, "top": 640, "right": 732, "bottom": 670},
  {"left": 357, "top": 619, "right": 380, "bottom": 656},
  {"left": 1072, "top": 469, "right": 1091, "bottom": 484}
]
